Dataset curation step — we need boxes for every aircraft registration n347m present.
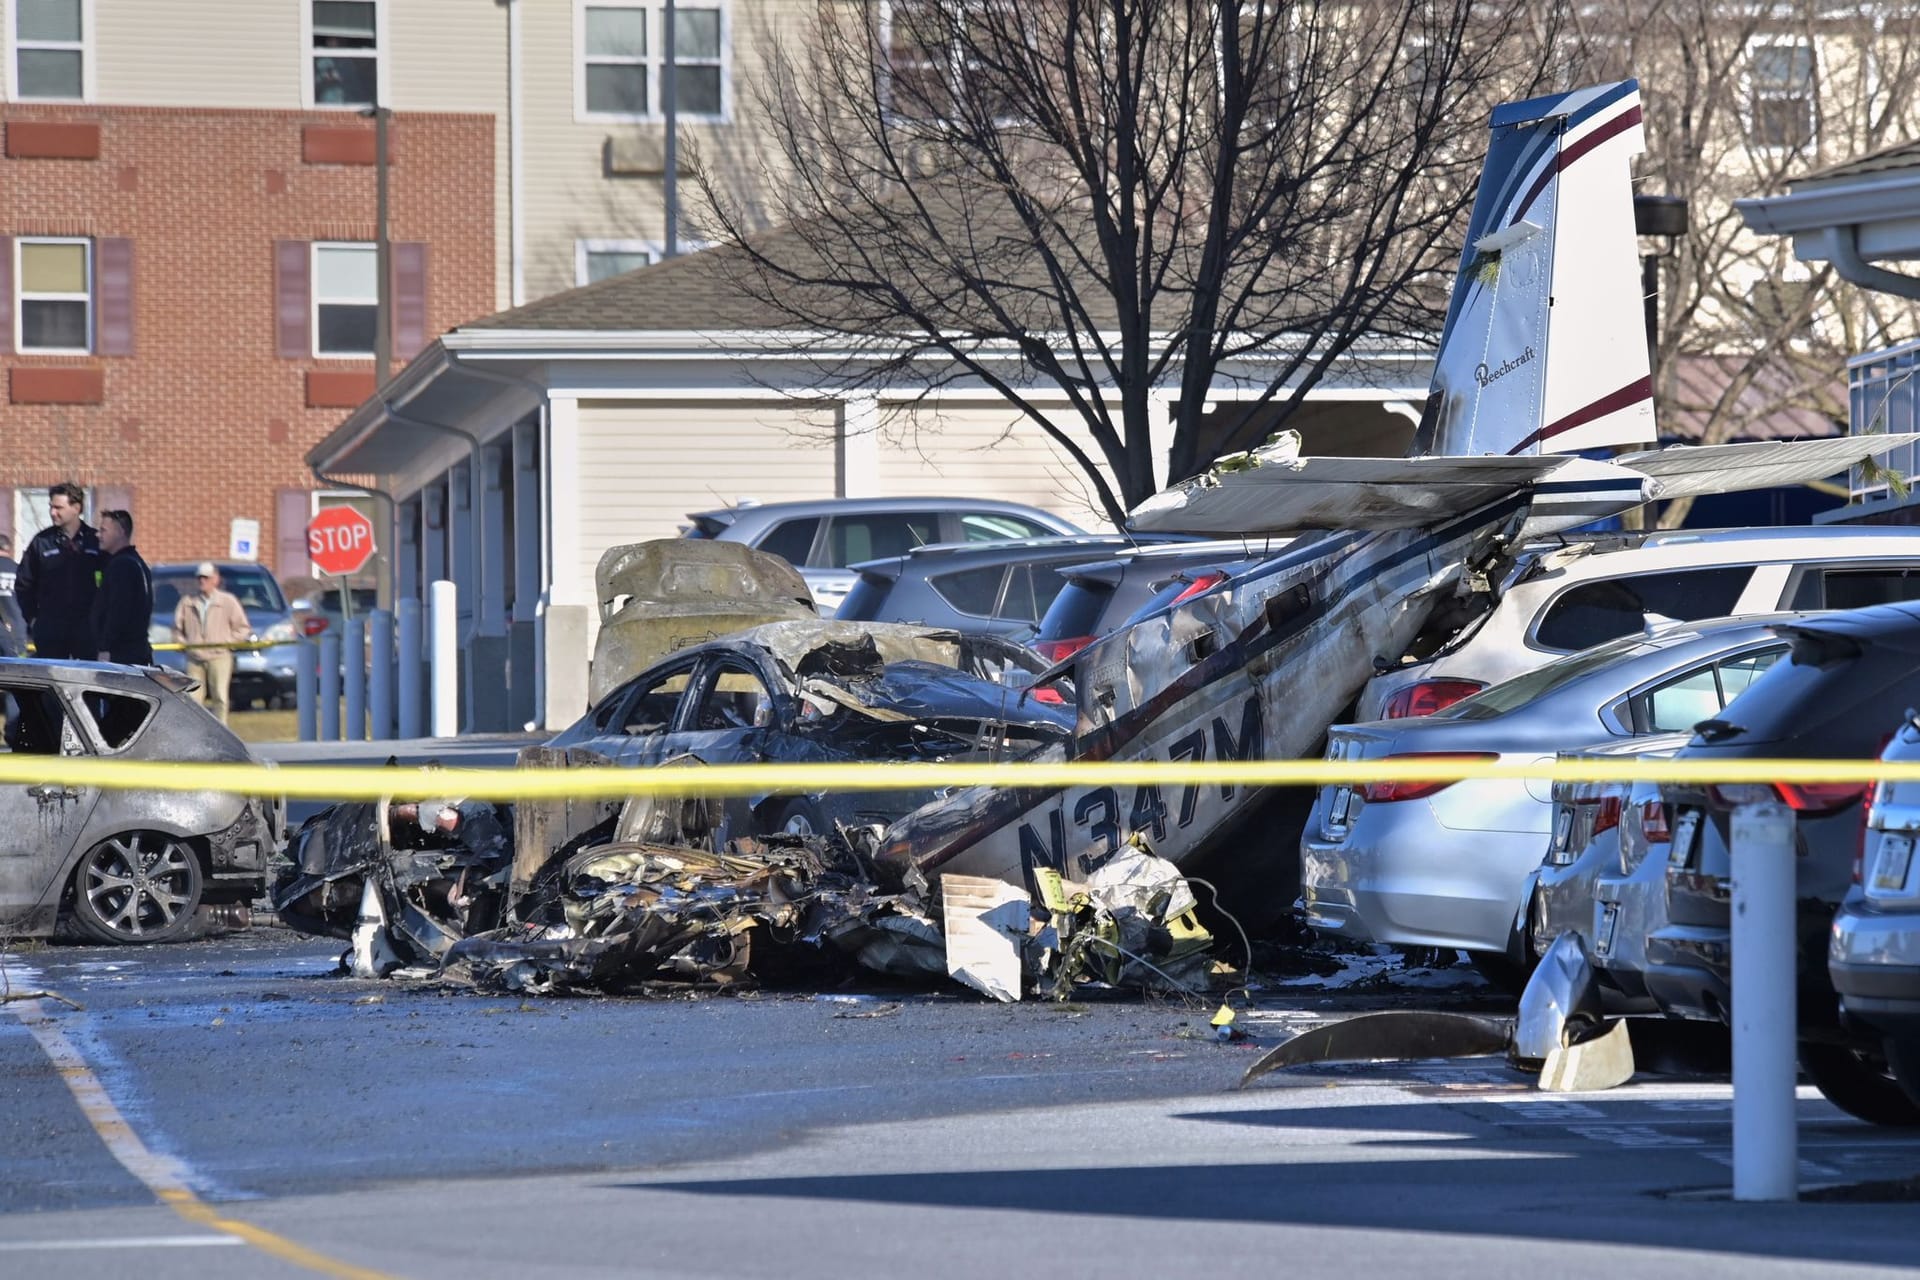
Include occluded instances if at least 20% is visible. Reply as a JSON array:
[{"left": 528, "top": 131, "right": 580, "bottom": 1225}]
[{"left": 874, "top": 79, "right": 1918, "bottom": 892}]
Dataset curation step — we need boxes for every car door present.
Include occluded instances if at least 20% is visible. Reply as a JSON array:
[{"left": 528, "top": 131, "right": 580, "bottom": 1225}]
[
  {"left": 581, "top": 656, "right": 701, "bottom": 767},
  {"left": 666, "top": 654, "right": 781, "bottom": 766},
  {"left": 0, "top": 679, "right": 102, "bottom": 928}
]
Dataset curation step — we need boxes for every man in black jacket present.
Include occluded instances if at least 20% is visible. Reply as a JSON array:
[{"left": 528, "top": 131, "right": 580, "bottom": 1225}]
[
  {"left": 91, "top": 509, "right": 153, "bottom": 666},
  {"left": 16, "top": 482, "right": 103, "bottom": 660},
  {"left": 0, "top": 533, "right": 26, "bottom": 658}
]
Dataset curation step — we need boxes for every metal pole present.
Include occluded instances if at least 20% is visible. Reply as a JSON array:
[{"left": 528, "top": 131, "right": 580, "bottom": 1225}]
[
  {"left": 396, "top": 597, "right": 423, "bottom": 739},
  {"left": 343, "top": 614, "right": 367, "bottom": 741},
  {"left": 1731, "top": 800, "right": 1798, "bottom": 1202},
  {"left": 318, "top": 632, "right": 343, "bottom": 741},
  {"left": 368, "top": 608, "right": 395, "bottom": 740},
  {"left": 663, "top": 0, "right": 677, "bottom": 258},
  {"left": 429, "top": 579, "right": 458, "bottom": 738},
  {"left": 374, "top": 104, "right": 391, "bottom": 388},
  {"left": 296, "top": 636, "right": 318, "bottom": 742}
]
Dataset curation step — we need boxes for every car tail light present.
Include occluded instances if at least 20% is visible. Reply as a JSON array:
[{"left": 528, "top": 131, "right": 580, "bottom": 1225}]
[
  {"left": 1381, "top": 678, "right": 1486, "bottom": 719},
  {"left": 1773, "top": 782, "right": 1870, "bottom": 815},
  {"left": 1640, "top": 799, "right": 1671, "bottom": 845},
  {"left": 1168, "top": 571, "right": 1228, "bottom": 607},
  {"left": 1030, "top": 686, "right": 1066, "bottom": 705},
  {"left": 1590, "top": 795, "right": 1623, "bottom": 838},
  {"left": 1357, "top": 753, "right": 1498, "bottom": 803},
  {"left": 301, "top": 616, "right": 330, "bottom": 637},
  {"left": 1033, "top": 636, "right": 1093, "bottom": 664}
]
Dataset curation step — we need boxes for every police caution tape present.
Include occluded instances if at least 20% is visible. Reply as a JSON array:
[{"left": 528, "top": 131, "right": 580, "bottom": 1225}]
[{"left": 0, "top": 756, "right": 1915, "bottom": 800}]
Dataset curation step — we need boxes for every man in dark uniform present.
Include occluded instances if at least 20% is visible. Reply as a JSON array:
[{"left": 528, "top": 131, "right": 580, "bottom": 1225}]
[
  {"left": 0, "top": 533, "right": 26, "bottom": 658},
  {"left": 15, "top": 482, "right": 103, "bottom": 660},
  {"left": 91, "top": 509, "right": 153, "bottom": 665}
]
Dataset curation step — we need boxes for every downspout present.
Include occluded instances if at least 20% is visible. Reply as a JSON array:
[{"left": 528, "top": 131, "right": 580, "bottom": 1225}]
[
  {"left": 1819, "top": 225, "right": 1920, "bottom": 302},
  {"left": 507, "top": 0, "right": 526, "bottom": 306}
]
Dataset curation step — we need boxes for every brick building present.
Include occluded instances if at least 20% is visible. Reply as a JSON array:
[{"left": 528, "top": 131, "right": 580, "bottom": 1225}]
[{"left": 0, "top": 103, "right": 493, "bottom": 571}]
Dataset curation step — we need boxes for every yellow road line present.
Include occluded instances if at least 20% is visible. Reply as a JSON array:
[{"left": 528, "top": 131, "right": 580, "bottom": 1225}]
[
  {"left": 7, "top": 997, "right": 399, "bottom": 1280},
  {"left": 0, "top": 754, "right": 1917, "bottom": 800}
]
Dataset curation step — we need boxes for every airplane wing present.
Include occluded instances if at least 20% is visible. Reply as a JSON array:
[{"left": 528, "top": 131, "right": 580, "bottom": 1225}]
[
  {"left": 1128, "top": 452, "right": 1650, "bottom": 535},
  {"left": 1612, "top": 435, "right": 1920, "bottom": 500}
]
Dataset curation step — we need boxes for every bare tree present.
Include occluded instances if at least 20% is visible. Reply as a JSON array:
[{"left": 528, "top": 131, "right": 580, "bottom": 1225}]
[
  {"left": 1583, "top": 0, "right": 1920, "bottom": 527},
  {"left": 697, "top": 0, "right": 1580, "bottom": 526}
]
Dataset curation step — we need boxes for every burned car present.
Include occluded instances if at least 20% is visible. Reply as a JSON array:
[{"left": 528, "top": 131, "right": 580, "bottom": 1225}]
[
  {"left": 548, "top": 619, "right": 1073, "bottom": 837},
  {"left": 0, "top": 657, "right": 279, "bottom": 943}
]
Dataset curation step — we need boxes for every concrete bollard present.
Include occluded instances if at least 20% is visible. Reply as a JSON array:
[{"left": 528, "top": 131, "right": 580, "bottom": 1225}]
[
  {"left": 296, "top": 635, "right": 318, "bottom": 742},
  {"left": 1731, "top": 801, "right": 1798, "bottom": 1202},
  {"left": 396, "top": 598, "right": 423, "bottom": 740},
  {"left": 429, "top": 579, "right": 458, "bottom": 738},
  {"left": 343, "top": 615, "right": 367, "bottom": 742},
  {"left": 368, "top": 609, "right": 395, "bottom": 741},
  {"left": 318, "top": 632, "right": 342, "bottom": 741}
]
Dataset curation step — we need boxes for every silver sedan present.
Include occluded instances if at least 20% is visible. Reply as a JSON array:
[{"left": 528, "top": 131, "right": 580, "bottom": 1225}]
[{"left": 1301, "top": 615, "right": 1799, "bottom": 969}]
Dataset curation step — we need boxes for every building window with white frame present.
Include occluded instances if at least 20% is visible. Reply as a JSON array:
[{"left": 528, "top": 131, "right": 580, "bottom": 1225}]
[
  {"left": 580, "top": 2, "right": 727, "bottom": 119},
  {"left": 312, "top": 243, "right": 377, "bottom": 357},
  {"left": 16, "top": 238, "right": 92, "bottom": 353},
  {"left": 12, "top": 0, "right": 88, "bottom": 100},
  {"left": 311, "top": 0, "right": 379, "bottom": 108},
  {"left": 578, "top": 240, "right": 660, "bottom": 285},
  {"left": 1749, "top": 41, "right": 1815, "bottom": 149}
]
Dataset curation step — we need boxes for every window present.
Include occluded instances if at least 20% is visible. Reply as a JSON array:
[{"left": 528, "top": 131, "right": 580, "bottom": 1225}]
[
  {"left": 603, "top": 664, "right": 694, "bottom": 736},
  {"left": 312, "top": 243, "right": 377, "bottom": 357},
  {"left": 960, "top": 513, "right": 1048, "bottom": 542},
  {"left": 1796, "top": 567, "right": 1920, "bottom": 611},
  {"left": 309, "top": 1, "right": 380, "bottom": 108},
  {"left": 1533, "top": 568, "right": 1752, "bottom": 652},
  {"left": 11, "top": 0, "right": 87, "bottom": 100},
  {"left": 825, "top": 513, "right": 940, "bottom": 565},
  {"left": 576, "top": 240, "right": 659, "bottom": 285},
  {"left": 931, "top": 565, "right": 1006, "bottom": 617},
  {"left": 1749, "top": 42, "right": 1814, "bottom": 149},
  {"left": 16, "top": 238, "right": 91, "bottom": 353},
  {"left": 0, "top": 684, "right": 83, "bottom": 756},
  {"left": 754, "top": 518, "right": 820, "bottom": 567},
  {"left": 692, "top": 660, "right": 773, "bottom": 731},
  {"left": 86, "top": 692, "right": 153, "bottom": 751},
  {"left": 1638, "top": 648, "right": 1784, "bottom": 733},
  {"left": 578, "top": 2, "right": 728, "bottom": 120}
]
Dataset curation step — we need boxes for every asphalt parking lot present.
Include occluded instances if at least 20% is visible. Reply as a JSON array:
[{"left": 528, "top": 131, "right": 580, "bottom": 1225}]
[{"left": 2, "top": 930, "right": 1917, "bottom": 1280}]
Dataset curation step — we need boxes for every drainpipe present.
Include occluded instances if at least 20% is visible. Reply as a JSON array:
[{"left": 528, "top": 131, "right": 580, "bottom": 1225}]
[
  {"left": 1818, "top": 225, "right": 1920, "bottom": 302},
  {"left": 506, "top": 0, "right": 526, "bottom": 305}
]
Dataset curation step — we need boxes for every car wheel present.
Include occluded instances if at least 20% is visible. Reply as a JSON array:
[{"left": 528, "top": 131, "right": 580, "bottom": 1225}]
[
  {"left": 772, "top": 798, "right": 830, "bottom": 838},
  {"left": 69, "top": 832, "right": 204, "bottom": 945},
  {"left": 1468, "top": 949, "right": 1531, "bottom": 996},
  {"left": 1800, "top": 1041, "right": 1920, "bottom": 1127}
]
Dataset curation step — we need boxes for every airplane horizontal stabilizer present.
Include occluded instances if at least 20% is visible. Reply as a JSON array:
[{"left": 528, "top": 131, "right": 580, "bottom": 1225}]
[
  {"left": 1613, "top": 434, "right": 1920, "bottom": 500},
  {"left": 1129, "top": 451, "right": 1650, "bottom": 535}
]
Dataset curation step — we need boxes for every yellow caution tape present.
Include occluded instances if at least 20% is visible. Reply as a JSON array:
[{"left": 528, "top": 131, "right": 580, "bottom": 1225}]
[
  {"left": 0, "top": 754, "right": 1916, "bottom": 799},
  {"left": 150, "top": 640, "right": 288, "bottom": 653}
]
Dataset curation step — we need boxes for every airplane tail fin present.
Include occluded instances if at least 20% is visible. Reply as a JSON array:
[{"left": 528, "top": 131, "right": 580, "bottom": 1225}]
[{"left": 1415, "top": 80, "right": 1655, "bottom": 460}]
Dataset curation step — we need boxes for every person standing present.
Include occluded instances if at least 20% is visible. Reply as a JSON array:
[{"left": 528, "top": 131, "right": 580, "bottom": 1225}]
[
  {"left": 172, "top": 563, "right": 249, "bottom": 722},
  {"left": 91, "top": 510, "right": 154, "bottom": 666},
  {"left": 0, "top": 533, "right": 27, "bottom": 658},
  {"left": 15, "top": 482, "right": 104, "bottom": 660}
]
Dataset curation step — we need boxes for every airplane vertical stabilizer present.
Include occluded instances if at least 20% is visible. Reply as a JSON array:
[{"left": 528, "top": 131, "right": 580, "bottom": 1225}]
[{"left": 1420, "top": 80, "right": 1653, "bottom": 460}]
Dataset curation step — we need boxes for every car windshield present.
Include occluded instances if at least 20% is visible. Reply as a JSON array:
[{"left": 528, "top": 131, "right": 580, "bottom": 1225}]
[
  {"left": 152, "top": 567, "right": 285, "bottom": 614},
  {"left": 1432, "top": 632, "right": 1658, "bottom": 721}
]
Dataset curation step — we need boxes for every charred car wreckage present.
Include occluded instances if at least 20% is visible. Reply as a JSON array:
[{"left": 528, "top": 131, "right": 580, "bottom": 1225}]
[{"left": 274, "top": 615, "right": 1219, "bottom": 1000}]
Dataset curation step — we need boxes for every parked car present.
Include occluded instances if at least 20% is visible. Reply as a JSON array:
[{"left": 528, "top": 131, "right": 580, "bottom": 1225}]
[
  {"left": 1591, "top": 772, "right": 1683, "bottom": 1012},
  {"left": 1526, "top": 732, "right": 1690, "bottom": 1013},
  {"left": 1300, "top": 616, "right": 1796, "bottom": 984},
  {"left": 1649, "top": 602, "right": 1920, "bottom": 1125},
  {"left": 0, "top": 658, "right": 280, "bottom": 943},
  {"left": 682, "top": 497, "right": 1088, "bottom": 613},
  {"left": 835, "top": 535, "right": 1154, "bottom": 641},
  {"left": 1831, "top": 717, "right": 1920, "bottom": 1105},
  {"left": 1031, "top": 536, "right": 1299, "bottom": 663},
  {"left": 1362, "top": 525, "right": 1920, "bottom": 721},
  {"left": 149, "top": 561, "right": 300, "bottom": 709},
  {"left": 546, "top": 619, "right": 1072, "bottom": 837}
]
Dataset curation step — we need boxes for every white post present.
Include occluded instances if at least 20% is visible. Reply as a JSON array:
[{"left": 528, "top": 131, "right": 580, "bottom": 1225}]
[
  {"left": 1731, "top": 800, "right": 1798, "bottom": 1202},
  {"left": 429, "top": 579, "right": 458, "bottom": 738}
]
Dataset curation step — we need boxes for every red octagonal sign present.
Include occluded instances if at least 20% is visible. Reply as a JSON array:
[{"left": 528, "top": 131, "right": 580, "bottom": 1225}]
[{"left": 308, "top": 505, "right": 376, "bottom": 576}]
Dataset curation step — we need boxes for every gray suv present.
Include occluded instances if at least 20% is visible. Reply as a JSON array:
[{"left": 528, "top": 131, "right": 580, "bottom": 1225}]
[
  {"left": 682, "top": 497, "right": 1086, "bottom": 613},
  {"left": 836, "top": 536, "right": 1155, "bottom": 641}
]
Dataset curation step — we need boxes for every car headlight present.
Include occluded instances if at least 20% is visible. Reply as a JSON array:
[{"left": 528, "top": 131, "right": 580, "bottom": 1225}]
[{"left": 262, "top": 621, "right": 297, "bottom": 643}]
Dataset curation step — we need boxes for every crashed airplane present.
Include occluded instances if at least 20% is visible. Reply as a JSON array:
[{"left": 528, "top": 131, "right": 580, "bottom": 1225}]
[{"left": 872, "top": 78, "right": 1919, "bottom": 899}]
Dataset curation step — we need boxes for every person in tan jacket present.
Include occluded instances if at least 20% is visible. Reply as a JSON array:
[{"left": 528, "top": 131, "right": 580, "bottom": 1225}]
[{"left": 172, "top": 562, "right": 250, "bottom": 723}]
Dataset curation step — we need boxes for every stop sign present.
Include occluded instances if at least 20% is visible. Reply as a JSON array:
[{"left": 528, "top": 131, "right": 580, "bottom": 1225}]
[{"left": 307, "top": 506, "right": 377, "bottom": 576}]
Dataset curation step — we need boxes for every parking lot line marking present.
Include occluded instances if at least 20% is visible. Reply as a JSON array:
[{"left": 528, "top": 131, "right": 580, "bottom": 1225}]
[
  {"left": 0, "top": 1236, "right": 244, "bottom": 1251},
  {"left": 6, "top": 995, "right": 397, "bottom": 1280}
]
